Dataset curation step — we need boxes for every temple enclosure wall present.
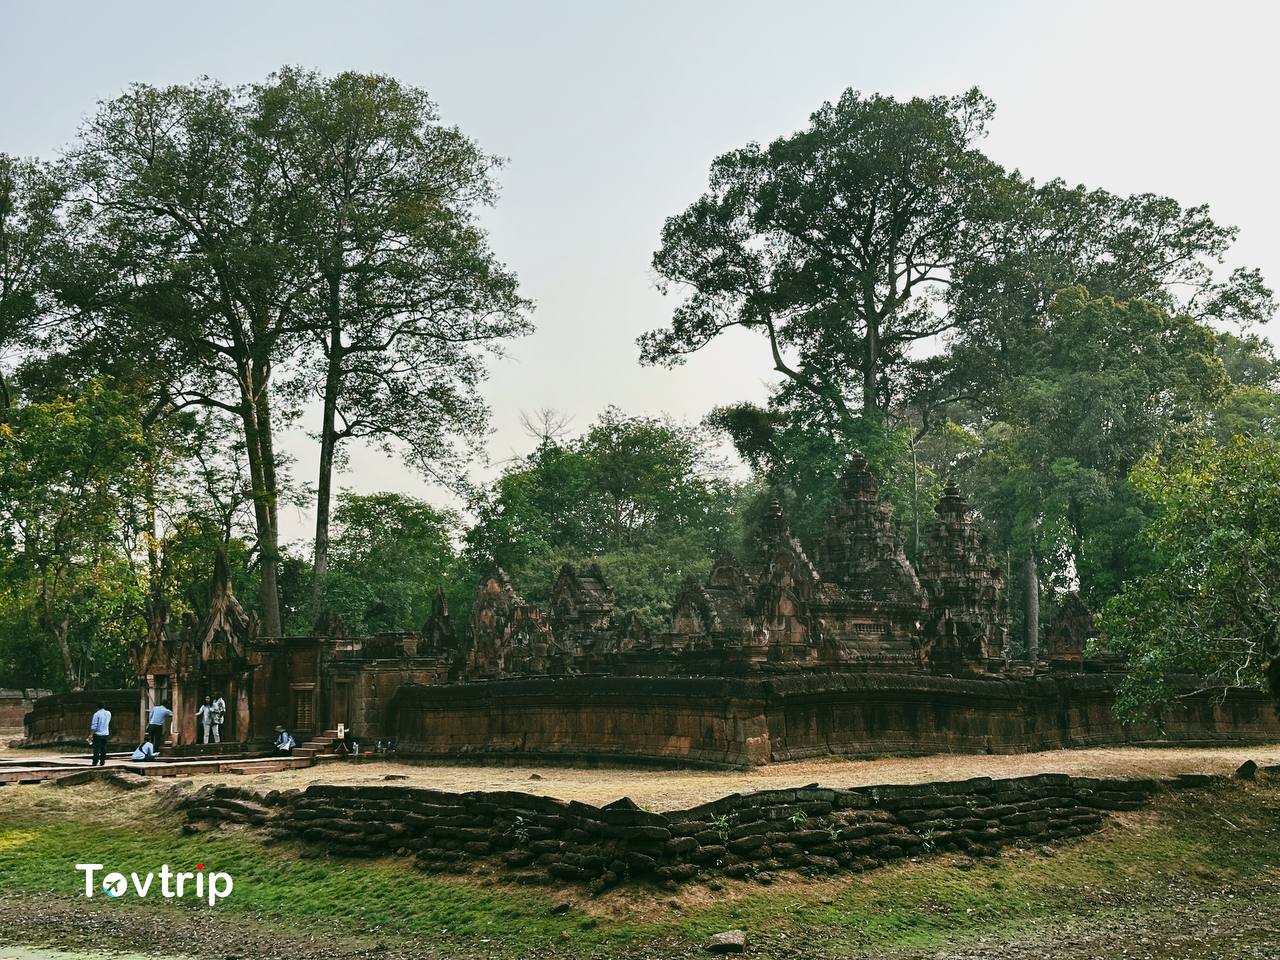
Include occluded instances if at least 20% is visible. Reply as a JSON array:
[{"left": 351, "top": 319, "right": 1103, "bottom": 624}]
[
  {"left": 17, "top": 688, "right": 140, "bottom": 747},
  {"left": 391, "top": 673, "right": 1280, "bottom": 769},
  {"left": 0, "top": 688, "right": 50, "bottom": 739}
]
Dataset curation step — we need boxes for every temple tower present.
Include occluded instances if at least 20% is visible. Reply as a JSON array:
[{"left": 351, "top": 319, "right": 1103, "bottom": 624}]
[
  {"left": 916, "top": 481, "right": 1010, "bottom": 673},
  {"left": 815, "top": 453, "right": 926, "bottom": 659}
]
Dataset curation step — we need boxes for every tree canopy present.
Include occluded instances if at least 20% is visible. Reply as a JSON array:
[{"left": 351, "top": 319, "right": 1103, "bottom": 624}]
[{"left": 465, "top": 409, "right": 744, "bottom": 625}]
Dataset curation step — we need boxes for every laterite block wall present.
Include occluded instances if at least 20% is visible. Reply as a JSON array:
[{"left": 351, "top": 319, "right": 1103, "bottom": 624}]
[{"left": 182, "top": 773, "right": 1180, "bottom": 890}]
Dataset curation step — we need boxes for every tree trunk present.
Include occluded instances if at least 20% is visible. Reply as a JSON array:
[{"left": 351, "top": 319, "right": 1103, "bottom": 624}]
[
  {"left": 312, "top": 275, "right": 344, "bottom": 609},
  {"left": 238, "top": 363, "right": 283, "bottom": 637},
  {"left": 44, "top": 600, "right": 79, "bottom": 691},
  {"left": 863, "top": 313, "right": 879, "bottom": 414},
  {"left": 144, "top": 455, "right": 162, "bottom": 604},
  {"left": 1024, "top": 545, "right": 1040, "bottom": 661},
  {"left": 254, "top": 365, "right": 283, "bottom": 625}
]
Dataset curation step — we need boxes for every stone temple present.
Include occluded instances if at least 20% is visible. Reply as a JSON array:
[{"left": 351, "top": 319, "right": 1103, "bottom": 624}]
[{"left": 19, "top": 454, "right": 1280, "bottom": 766}]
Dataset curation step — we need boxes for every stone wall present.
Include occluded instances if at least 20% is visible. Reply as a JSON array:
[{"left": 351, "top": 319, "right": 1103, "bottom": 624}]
[
  {"left": 392, "top": 675, "right": 773, "bottom": 767},
  {"left": 391, "top": 673, "right": 1280, "bottom": 768},
  {"left": 182, "top": 773, "right": 1177, "bottom": 891},
  {"left": 16, "top": 689, "right": 140, "bottom": 747},
  {"left": 0, "top": 688, "right": 50, "bottom": 738}
]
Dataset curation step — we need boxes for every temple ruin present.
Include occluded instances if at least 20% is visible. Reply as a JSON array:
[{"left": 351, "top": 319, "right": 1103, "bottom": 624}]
[{"left": 18, "top": 454, "right": 1280, "bottom": 764}]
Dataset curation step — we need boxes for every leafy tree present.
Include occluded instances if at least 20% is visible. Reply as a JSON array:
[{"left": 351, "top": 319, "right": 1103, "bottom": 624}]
[
  {"left": 1208, "top": 332, "right": 1280, "bottom": 443},
  {"left": 705, "top": 401, "right": 937, "bottom": 558},
  {"left": 1102, "top": 437, "right": 1280, "bottom": 716},
  {"left": 315, "top": 492, "right": 463, "bottom": 635},
  {"left": 939, "top": 176, "right": 1271, "bottom": 652},
  {"left": 465, "top": 410, "right": 743, "bottom": 624},
  {"left": 953, "top": 289, "right": 1227, "bottom": 652},
  {"left": 57, "top": 78, "right": 318, "bottom": 636},
  {"left": 253, "top": 69, "right": 530, "bottom": 608},
  {"left": 0, "top": 154, "right": 65, "bottom": 414},
  {"left": 0, "top": 382, "right": 149, "bottom": 689},
  {"left": 642, "top": 88, "right": 1008, "bottom": 425}
]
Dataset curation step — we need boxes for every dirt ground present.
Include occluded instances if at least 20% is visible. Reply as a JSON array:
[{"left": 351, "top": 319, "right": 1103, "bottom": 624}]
[
  {"left": 7, "top": 738, "right": 1279, "bottom": 809},
  {"left": 178, "top": 743, "right": 1280, "bottom": 809}
]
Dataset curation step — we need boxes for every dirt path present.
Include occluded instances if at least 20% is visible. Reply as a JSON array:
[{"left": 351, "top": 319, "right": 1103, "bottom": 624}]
[{"left": 176, "top": 743, "right": 1280, "bottom": 811}]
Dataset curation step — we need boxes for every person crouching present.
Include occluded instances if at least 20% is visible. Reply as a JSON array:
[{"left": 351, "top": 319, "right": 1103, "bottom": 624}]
[
  {"left": 130, "top": 733, "right": 157, "bottom": 762},
  {"left": 274, "top": 725, "right": 295, "bottom": 755}
]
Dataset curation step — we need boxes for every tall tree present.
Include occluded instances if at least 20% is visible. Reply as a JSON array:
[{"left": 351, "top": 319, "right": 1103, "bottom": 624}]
[
  {"left": 0, "top": 155, "right": 64, "bottom": 415},
  {"left": 60, "top": 79, "right": 318, "bottom": 635},
  {"left": 641, "top": 88, "right": 1008, "bottom": 425},
  {"left": 252, "top": 69, "right": 530, "bottom": 607},
  {"left": 958, "top": 289, "right": 1228, "bottom": 624},
  {"left": 937, "top": 178, "right": 1272, "bottom": 652}
]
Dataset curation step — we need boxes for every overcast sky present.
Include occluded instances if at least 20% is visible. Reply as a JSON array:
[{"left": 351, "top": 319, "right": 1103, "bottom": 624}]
[{"left": 3, "top": 1, "right": 1277, "bottom": 543}]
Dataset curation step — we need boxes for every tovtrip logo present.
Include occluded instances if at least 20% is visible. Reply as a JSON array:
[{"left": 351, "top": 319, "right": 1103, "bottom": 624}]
[{"left": 75, "top": 862, "right": 233, "bottom": 906}]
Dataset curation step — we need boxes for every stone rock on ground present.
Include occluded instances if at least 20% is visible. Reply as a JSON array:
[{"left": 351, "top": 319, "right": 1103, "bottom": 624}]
[
  {"left": 105, "top": 770, "right": 151, "bottom": 790},
  {"left": 1236, "top": 759, "right": 1258, "bottom": 780},
  {"left": 705, "top": 929, "right": 747, "bottom": 954}
]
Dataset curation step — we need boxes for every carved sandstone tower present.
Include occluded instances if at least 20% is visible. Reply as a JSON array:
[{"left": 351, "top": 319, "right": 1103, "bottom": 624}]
[
  {"left": 916, "top": 481, "right": 1011, "bottom": 674},
  {"left": 816, "top": 452, "right": 926, "bottom": 660}
]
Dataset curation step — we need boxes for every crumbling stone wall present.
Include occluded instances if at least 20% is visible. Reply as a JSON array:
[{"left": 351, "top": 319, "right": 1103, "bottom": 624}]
[{"left": 182, "top": 773, "right": 1173, "bottom": 891}]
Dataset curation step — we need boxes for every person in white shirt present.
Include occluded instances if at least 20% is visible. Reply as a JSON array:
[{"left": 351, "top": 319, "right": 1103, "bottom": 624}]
[
  {"left": 130, "top": 734, "right": 156, "bottom": 762},
  {"left": 195, "top": 697, "right": 214, "bottom": 744},
  {"left": 210, "top": 694, "right": 226, "bottom": 744},
  {"left": 89, "top": 701, "right": 112, "bottom": 766},
  {"left": 146, "top": 702, "right": 173, "bottom": 753}
]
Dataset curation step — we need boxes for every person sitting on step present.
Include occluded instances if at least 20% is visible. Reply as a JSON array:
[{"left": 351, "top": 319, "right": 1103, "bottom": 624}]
[
  {"left": 130, "top": 733, "right": 156, "bottom": 762},
  {"left": 274, "top": 725, "right": 296, "bottom": 755}
]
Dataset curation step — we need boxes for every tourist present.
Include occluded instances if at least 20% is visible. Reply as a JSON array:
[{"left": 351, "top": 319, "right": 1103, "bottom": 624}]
[
  {"left": 337, "top": 728, "right": 358, "bottom": 757},
  {"left": 89, "top": 700, "right": 112, "bottom": 767},
  {"left": 210, "top": 692, "right": 226, "bottom": 743},
  {"left": 274, "top": 725, "right": 295, "bottom": 755},
  {"left": 146, "top": 701, "right": 173, "bottom": 752},
  {"left": 130, "top": 733, "right": 156, "bottom": 762},
  {"left": 195, "top": 696, "right": 214, "bottom": 744}
]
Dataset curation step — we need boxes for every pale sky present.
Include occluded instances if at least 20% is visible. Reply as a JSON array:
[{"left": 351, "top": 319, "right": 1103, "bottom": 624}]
[{"left": 3, "top": 1, "right": 1277, "bottom": 544}]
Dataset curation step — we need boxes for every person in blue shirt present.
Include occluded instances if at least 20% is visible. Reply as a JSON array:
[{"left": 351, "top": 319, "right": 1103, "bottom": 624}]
[
  {"left": 130, "top": 733, "right": 156, "bottom": 762},
  {"left": 274, "top": 725, "right": 296, "bottom": 755},
  {"left": 88, "top": 701, "right": 112, "bottom": 766},
  {"left": 146, "top": 701, "right": 173, "bottom": 753}
]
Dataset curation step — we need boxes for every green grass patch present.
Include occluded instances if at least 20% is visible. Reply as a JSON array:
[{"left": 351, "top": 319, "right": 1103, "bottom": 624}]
[{"left": 1, "top": 780, "right": 1278, "bottom": 957}]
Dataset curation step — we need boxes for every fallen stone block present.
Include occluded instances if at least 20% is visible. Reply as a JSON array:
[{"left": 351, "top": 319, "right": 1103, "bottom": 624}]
[{"left": 705, "top": 929, "right": 747, "bottom": 954}]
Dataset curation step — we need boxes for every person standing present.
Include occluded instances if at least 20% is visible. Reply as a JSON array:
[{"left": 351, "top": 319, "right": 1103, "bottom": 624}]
[
  {"left": 146, "top": 701, "right": 173, "bottom": 752},
  {"left": 89, "top": 701, "right": 112, "bottom": 766},
  {"left": 210, "top": 693, "right": 226, "bottom": 744},
  {"left": 195, "top": 696, "right": 214, "bottom": 744}
]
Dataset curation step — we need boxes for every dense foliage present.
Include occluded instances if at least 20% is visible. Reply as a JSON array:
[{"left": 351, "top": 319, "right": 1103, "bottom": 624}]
[
  {"left": 465, "top": 409, "right": 744, "bottom": 626},
  {"left": 1, "top": 76, "right": 1277, "bottom": 717},
  {"left": 1102, "top": 437, "right": 1280, "bottom": 718}
]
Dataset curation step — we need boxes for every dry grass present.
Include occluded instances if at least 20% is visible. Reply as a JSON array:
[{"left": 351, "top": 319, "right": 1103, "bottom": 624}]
[{"left": 170, "top": 743, "right": 1280, "bottom": 811}]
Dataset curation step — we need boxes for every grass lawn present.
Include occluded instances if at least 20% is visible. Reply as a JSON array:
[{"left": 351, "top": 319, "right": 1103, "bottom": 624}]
[{"left": 0, "top": 777, "right": 1278, "bottom": 958}]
